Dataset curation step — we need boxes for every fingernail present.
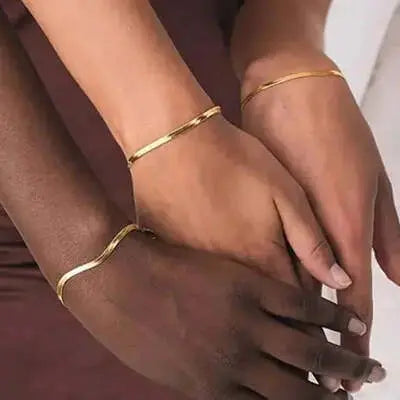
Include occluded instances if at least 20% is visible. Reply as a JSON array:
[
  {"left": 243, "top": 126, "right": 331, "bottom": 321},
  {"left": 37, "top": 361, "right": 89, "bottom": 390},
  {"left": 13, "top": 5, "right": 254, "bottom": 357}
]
[
  {"left": 367, "top": 366, "right": 387, "bottom": 383},
  {"left": 348, "top": 317, "right": 368, "bottom": 336},
  {"left": 330, "top": 263, "right": 352, "bottom": 288},
  {"left": 320, "top": 376, "right": 341, "bottom": 392}
]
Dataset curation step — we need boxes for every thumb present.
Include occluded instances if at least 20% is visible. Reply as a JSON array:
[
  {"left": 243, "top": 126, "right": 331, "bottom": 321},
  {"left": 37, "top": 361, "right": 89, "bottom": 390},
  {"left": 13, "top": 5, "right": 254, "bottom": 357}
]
[{"left": 274, "top": 182, "right": 353, "bottom": 290}]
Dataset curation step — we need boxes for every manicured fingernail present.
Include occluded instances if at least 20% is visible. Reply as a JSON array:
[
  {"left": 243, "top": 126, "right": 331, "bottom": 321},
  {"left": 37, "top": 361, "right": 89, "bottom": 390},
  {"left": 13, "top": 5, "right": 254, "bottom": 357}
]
[
  {"left": 367, "top": 366, "right": 387, "bottom": 383},
  {"left": 348, "top": 317, "right": 368, "bottom": 336},
  {"left": 330, "top": 263, "right": 352, "bottom": 288},
  {"left": 320, "top": 376, "right": 341, "bottom": 392}
]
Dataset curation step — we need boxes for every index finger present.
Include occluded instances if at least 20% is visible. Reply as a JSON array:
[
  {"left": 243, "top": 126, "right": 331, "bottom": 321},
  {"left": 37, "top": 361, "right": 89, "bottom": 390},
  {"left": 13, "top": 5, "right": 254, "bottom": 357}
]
[{"left": 258, "top": 278, "right": 367, "bottom": 337}]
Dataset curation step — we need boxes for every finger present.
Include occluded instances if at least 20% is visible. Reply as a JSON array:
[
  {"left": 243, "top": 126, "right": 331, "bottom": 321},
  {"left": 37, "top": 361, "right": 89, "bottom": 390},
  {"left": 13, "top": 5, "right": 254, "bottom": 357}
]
[
  {"left": 373, "top": 171, "right": 400, "bottom": 285},
  {"left": 304, "top": 326, "right": 342, "bottom": 392},
  {"left": 241, "top": 355, "right": 353, "bottom": 400},
  {"left": 294, "top": 264, "right": 340, "bottom": 391},
  {"left": 334, "top": 199, "right": 375, "bottom": 391},
  {"left": 257, "top": 239, "right": 300, "bottom": 286},
  {"left": 273, "top": 184, "right": 353, "bottom": 290},
  {"left": 257, "top": 279, "right": 367, "bottom": 336},
  {"left": 252, "top": 313, "right": 384, "bottom": 382}
]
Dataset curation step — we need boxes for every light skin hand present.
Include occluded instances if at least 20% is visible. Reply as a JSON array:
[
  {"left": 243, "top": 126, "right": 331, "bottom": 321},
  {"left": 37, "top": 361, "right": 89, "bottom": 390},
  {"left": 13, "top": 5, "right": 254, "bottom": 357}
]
[
  {"left": 231, "top": 0, "right": 398, "bottom": 391},
  {"left": 239, "top": 49, "right": 398, "bottom": 392},
  {"left": 132, "top": 115, "right": 353, "bottom": 293},
  {"left": 19, "top": 0, "right": 355, "bottom": 289}
]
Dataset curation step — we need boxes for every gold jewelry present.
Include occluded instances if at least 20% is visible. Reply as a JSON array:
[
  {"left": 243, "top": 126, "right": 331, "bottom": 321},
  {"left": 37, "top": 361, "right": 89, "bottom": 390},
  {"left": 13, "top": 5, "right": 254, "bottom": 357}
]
[
  {"left": 56, "top": 223, "right": 139, "bottom": 306},
  {"left": 127, "top": 105, "right": 222, "bottom": 168},
  {"left": 241, "top": 70, "right": 345, "bottom": 110}
]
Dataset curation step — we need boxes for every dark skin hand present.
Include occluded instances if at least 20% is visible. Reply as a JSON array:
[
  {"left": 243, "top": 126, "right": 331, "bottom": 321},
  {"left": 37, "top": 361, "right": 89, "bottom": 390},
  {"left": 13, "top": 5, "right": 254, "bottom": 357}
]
[
  {"left": 0, "top": 8, "right": 383, "bottom": 400},
  {"left": 69, "top": 233, "right": 374, "bottom": 400}
]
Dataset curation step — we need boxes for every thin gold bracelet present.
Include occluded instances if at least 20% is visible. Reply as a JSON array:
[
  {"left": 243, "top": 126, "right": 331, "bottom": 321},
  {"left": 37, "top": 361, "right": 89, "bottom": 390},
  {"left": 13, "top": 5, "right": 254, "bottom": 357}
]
[
  {"left": 56, "top": 223, "right": 139, "bottom": 306},
  {"left": 241, "top": 70, "right": 345, "bottom": 110},
  {"left": 127, "top": 105, "right": 222, "bottom": 169}
]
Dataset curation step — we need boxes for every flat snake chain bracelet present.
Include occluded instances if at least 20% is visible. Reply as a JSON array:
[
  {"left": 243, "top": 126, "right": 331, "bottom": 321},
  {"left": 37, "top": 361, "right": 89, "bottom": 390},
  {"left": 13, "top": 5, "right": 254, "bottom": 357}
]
[
  {"left": 241, "top": 70, "right": 345, "bottom": 110},
  {"left": 127, "top": 105, "right": 222, "bottom": 169},
  {"left": 56, "top": 223, "right": 140, "bottom": 306}
]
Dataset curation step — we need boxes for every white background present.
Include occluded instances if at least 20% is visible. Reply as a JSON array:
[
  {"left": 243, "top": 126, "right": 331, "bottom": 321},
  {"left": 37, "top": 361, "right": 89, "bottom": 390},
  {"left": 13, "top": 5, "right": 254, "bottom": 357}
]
[{"left": 325, "top": 2, "right": 400, "bottom": 399}]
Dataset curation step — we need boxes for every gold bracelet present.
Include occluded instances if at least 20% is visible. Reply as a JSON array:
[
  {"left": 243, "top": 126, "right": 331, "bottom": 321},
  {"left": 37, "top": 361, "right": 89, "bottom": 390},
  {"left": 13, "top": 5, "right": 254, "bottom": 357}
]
[
  {"left": 56, "top": 223, "right": 139, "bottom": 306},
  {"left": 127, "top": 105, "right": 222, "bottom": 169},
  {"left": 241, "top": 70, "right": 345, "bottom": 110}
]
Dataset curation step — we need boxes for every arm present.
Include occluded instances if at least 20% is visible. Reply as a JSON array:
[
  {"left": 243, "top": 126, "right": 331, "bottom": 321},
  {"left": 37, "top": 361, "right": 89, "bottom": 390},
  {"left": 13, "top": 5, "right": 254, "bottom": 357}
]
[
  {"left": 231, "top": 0, "right": 332, "bottom": 80},
  {"left": 232, "top": 0, "right": 400, "bottom": 393},
  {"left": 22, "top": 0, "right": 212, "bottom": 154},
  {"left": 0, "top": 10, "right": 379, "bottom": 400},
  {"left": 0, "top": 6, "right": 384, "bottom": 398},
  {"left": 19, "top": 0, "right": 358, "bottom": 293},
  {"left": 0, "top": 8, "right": 127, "bottom": 285}
]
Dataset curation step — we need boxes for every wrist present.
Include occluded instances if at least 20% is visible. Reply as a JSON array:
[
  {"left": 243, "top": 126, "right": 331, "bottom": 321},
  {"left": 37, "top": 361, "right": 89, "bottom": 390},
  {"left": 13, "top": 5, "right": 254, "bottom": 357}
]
[
  {"left": 241, "top": 48, "right": 339, "bottom": 102},
  {"left": 130, "top": 116, "right": 240, "bottom": 205},
  {"left": 111, "top": 83, "right": 213, "bottom": 160}
]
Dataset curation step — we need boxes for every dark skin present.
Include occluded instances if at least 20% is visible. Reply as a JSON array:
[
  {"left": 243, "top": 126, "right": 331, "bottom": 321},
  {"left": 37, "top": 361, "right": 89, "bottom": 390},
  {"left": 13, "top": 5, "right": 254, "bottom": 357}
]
[{"left": 0, "top": 8, "right": 383, "bottom": 400}]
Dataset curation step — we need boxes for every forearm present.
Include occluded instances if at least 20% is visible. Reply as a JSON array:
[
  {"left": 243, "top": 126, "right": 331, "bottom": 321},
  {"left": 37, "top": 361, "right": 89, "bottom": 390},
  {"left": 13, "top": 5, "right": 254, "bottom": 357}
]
[
  {"left": 0, "top": 10, "right": 128, "bottom": 285},
  {"left": 22, "top": 0, "right": 213, "bottom": 157},
  {"left": 231, "top": 0, "right": 333, "bottom": 82}
]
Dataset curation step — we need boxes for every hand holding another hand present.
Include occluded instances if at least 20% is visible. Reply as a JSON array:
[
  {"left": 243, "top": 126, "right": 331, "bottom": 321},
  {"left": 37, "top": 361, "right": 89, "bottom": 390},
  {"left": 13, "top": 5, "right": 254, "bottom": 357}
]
[
  {"left": 132, "top": 116, "right": 352, "bottom": 291},
  {"left": 64, "top": 230, "right": 380, "bottom": 400},
  {"left": 241, "top": 50, "right": 399, "bottom": 391}
]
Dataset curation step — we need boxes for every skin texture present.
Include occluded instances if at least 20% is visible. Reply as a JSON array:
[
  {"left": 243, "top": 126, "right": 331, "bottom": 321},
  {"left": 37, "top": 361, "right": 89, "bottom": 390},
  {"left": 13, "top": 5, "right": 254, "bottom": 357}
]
[
  {"left": 4, "top": 1, "right": 392, "bottom": 396},
  {"left": 0, "top": 7, "right": 382, "bottom": 400},
  {"left": 20, "top": 0, "right": 356, "bottom": 293},
  {"left": 231, "top": 0, "right": 400, "bottom": 392},
  {"left": 17, "top": 1, "right": 364, "bottom": 393},
  {"left": 18, "top": 0, "right": 394, "bottom": 393}
]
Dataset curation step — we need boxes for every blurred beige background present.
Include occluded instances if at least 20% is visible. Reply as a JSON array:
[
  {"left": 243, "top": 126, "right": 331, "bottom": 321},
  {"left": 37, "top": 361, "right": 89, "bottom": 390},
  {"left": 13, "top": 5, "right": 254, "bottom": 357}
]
[{"left": 326, "top": 2, "right": 400, "bottom": 399}]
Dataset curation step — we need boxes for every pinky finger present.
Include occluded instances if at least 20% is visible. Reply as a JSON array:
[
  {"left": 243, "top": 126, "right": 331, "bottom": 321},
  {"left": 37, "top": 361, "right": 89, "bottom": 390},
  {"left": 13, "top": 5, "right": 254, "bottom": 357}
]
[{"left": 240, "top": 356, "right": 353, "bottom": 400}]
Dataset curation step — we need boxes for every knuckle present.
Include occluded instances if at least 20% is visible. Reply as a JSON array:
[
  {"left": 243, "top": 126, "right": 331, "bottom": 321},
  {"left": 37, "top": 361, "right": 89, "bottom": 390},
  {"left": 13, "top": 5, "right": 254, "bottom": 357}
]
[
  {"left": 307, "top": 345, "right": 329, "bottom": 373},
  {"left": 310, "top": 239, "right": 330, "bottom": 258},
  {"left": 352, "top": 358, "right": 376, "bottom": 381},
  {"left": 305, "top": 239, "right": 331, "bottom": 263},
  {"left": 231, "top": 273, "right": 258, "bottom": 306},
  {"left": 298, "top": 291, "right": 319, "bottom": 320},
  {"left": 337, "top": 218, "right": 366, "bottom": 250}
]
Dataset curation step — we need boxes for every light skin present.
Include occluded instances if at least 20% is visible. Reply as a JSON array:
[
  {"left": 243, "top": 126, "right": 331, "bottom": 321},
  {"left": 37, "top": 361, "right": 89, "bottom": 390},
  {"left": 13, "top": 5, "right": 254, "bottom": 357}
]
[
  {"left": 19, "top": 0, "right": 396, "bottom": 393},
  {"left": 0, "top": 9, "right": 381, "bottom": 399},
  {"left": 20, "top": 0, "right": 355, "bottom": 289},
  {"left": 231, "top": 0, "right": 400, "bottom": 392}
]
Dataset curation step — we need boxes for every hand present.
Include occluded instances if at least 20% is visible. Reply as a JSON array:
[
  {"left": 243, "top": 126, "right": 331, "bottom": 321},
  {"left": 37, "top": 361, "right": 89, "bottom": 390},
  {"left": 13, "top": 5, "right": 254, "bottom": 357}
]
[
  {"left": 132, "top": 116, "right": 353, "bottom": 291},
  {"left": 131, "top": 114, "right": 365, "bottom": 392},
  {"left": 241, "top": 50, "right": 399, "bottom": 391},
  {"left": 63, "top": 230, "right": 381, "bottom": 400}
]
